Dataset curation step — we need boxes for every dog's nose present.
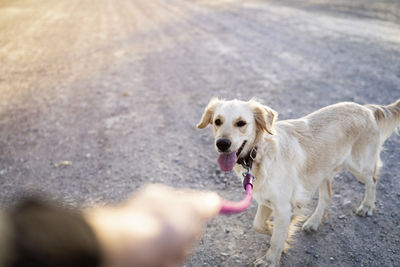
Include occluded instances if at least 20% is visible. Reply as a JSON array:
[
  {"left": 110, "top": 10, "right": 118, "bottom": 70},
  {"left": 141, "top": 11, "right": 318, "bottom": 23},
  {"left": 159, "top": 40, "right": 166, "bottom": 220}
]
[{"left": 216, "top": 138, "right": 231, "bottom": 152}]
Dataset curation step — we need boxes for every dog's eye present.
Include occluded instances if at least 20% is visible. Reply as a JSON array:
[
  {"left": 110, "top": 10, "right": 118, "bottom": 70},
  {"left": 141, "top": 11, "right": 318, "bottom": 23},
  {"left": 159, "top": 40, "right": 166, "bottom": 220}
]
[
  {"left": 236, "top": 120, "right": 246, "bottom": 127},
  {"left": 215, "top": 119, "right": 222, "bottom": 126}
]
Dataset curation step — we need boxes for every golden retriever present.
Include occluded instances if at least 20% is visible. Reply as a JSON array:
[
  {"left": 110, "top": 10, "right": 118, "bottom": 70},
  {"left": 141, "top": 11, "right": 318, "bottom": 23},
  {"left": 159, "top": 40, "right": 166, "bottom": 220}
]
[{"left": 197, "top": 98, "right": 400, "bottom": 266}]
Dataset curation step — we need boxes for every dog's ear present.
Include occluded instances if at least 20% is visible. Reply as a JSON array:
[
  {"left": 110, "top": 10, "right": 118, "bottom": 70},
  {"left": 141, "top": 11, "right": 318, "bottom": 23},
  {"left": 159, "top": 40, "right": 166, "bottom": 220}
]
[
  {"left": 197, "top": 97, "right": 220, "bottom": 129},
  {"left": 250, "top": 100, "right": 278, "bottom": 135}
]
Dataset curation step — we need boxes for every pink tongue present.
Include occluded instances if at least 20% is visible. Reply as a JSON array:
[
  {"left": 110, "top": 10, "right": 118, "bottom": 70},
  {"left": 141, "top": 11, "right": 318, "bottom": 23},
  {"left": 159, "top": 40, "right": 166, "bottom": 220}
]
[{"left": 218, "top": 152, "right": 237, "bottom": 172}]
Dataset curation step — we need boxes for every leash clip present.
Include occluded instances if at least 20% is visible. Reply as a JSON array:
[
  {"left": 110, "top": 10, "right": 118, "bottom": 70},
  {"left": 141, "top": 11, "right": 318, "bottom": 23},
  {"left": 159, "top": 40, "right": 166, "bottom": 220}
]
[
  {"left": 242, "top": 159, "right": 250, "bottom": 171},
  {"left": 242, "top": 172, "right": 254, "bottom": 190},
  {"left": 239, "top": 146, "right": 257, "bottom": 171}
]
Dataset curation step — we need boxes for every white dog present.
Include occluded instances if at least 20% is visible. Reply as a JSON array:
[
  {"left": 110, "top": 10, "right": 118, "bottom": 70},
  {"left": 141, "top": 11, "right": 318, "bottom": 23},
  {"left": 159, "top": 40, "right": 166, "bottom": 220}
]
[{"left": 197, "top": 98, "right": 400, "bottom": 266}]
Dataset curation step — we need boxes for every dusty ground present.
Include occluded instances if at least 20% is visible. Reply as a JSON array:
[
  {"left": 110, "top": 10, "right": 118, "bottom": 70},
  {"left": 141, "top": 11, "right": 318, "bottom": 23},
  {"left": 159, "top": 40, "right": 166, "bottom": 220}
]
[{"left": 1, "top": 0, "right": 400, "bottom": 266}]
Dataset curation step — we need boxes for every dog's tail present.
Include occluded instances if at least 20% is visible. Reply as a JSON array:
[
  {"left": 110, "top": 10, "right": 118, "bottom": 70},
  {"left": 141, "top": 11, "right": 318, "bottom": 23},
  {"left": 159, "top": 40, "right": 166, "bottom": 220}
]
[{"left": 366, "top": 99, "right": 400, "bottom": 142}]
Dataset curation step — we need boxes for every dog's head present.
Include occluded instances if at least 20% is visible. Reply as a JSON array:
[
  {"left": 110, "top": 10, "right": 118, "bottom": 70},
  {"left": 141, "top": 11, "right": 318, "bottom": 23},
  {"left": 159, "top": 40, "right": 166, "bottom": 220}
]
[{"left": 197, "top": 98, "right": 277, "bottom": 172}]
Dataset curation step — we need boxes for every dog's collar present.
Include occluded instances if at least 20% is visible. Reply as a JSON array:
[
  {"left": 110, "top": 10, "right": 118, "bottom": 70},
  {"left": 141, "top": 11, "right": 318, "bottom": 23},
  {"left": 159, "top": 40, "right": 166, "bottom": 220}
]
[{"left": 237, "top": 146, "right": 257, "bottom": 170}]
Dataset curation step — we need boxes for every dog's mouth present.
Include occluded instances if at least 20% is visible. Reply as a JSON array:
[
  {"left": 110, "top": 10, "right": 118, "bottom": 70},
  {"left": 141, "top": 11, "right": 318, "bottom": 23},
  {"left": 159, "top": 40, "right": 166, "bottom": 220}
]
[{"left": 217, "top": 140, "right": 247, "bottom": 172}]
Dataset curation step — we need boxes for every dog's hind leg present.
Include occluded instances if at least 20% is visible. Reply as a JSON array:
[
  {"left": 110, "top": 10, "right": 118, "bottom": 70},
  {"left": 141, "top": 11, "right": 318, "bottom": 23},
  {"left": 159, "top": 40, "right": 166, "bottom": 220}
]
[
  {"left": 353, "top": 160, "right": 380, "bottom": 216},
  {"left": 302, "top": 179, "right": 332, "bottom": 232},
  {"left": 343, "top": 129, "right": 382, "bottom": 216},
  {"left": 346, "top": 151, "right": 381, "bottom": 217},
  {"left": 253, "top": 204, "right": 273, "bottom": 235}
]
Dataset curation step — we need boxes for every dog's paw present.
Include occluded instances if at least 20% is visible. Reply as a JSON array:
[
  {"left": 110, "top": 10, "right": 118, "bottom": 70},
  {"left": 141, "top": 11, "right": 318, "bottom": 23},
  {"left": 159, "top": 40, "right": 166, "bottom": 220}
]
[
  {"left": 254, "top": 221, "right": 273, "bottom": 235},
  {"left": 356, "top": 204, "right": 375, "bottom": 217},
  {"left": 253, "top": 256, "right": 275, "bottom": 267},
  {"left": 254, "top": 250, "right": 280, "bottom": 267},
  {"left": 302, "top": 219, "right": 319, "bottom": 233}
]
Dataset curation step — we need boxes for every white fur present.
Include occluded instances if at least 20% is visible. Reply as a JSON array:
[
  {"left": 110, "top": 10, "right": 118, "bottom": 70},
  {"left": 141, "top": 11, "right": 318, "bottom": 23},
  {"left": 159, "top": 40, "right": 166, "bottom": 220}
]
[{"left": 198, "top": 98, "right": 400, "bottom": 267}]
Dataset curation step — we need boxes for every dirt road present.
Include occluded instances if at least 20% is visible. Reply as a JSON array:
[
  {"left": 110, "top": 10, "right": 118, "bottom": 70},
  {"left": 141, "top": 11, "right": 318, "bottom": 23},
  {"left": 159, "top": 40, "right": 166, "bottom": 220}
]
[{"left": 1, "top": 0, "right": 400, "bottom": 266}]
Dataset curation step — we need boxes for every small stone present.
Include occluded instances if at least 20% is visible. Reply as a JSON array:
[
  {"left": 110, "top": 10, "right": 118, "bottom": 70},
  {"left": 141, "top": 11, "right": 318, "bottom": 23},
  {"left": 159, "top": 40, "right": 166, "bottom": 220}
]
[
  {"left": 330, "top": 257, "right": 335, "bottom": 261},
  {"left": 314, "top": 254, "right": 319, "bottom": 259},
  {"left": 305, "top": 250, "right": 312, "bottom": 255},
  {"left": 225, "top": 229, "right": 230, "bottom": 233},
  {"left": 338, "top": 215, "right": 346, "bottom": 219},
  {"left": 343, "top": 199, "right": 352, "bottom": 205},
  {"left": 54, "top": 160, "right": 72, "bottom": 168}
]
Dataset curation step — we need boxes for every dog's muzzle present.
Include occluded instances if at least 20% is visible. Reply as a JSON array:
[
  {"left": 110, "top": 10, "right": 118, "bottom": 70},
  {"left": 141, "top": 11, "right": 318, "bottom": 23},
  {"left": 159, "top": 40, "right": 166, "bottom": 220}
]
[{"left": 216, "top": 138, "right": 231, "bottom": 152}]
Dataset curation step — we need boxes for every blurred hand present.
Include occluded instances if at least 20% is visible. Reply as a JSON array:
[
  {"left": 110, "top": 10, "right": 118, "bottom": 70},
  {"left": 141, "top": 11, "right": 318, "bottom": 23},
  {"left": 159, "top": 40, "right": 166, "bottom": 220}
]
[{"left": 85, "top": 184, "right": 221, "bottom": 267}]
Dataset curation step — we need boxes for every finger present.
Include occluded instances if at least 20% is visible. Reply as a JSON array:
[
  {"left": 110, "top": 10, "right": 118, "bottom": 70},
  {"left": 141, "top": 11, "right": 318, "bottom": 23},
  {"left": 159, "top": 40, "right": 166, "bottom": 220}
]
[
  {"left": 183, "top": 191, "right": 221, "bottom": 220},
  {"left": 128, "top": 184, "right": 221, "bottom": 220}
]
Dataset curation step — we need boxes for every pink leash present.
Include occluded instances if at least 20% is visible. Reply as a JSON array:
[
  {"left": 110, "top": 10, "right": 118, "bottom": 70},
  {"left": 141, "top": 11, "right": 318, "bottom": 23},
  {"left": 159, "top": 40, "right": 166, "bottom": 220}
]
[{"left": 219, "top": 172, "right": 254, "bottom": 214}]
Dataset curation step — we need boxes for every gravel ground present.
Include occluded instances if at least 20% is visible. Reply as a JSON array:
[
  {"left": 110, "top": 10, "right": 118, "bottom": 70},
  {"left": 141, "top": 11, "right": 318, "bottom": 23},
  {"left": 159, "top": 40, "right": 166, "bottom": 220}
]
[{"left": 0, "top": 0, "right": 400, "bottom": 266}]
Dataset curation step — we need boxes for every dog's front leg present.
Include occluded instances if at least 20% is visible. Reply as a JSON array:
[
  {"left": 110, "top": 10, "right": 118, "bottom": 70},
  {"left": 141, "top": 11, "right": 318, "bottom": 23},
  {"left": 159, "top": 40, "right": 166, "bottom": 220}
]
[
  {"left": 253, "top": 204, "right": 273, "bottom": 235},
  {"left": 254, "top": 206, "right": 292, "bottom": 267}
]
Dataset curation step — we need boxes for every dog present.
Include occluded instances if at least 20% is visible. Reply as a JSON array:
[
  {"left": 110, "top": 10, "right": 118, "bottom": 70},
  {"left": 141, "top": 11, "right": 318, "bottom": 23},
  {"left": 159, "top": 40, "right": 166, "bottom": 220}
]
[{"left": 197, "top": 98, "right": 400, "bottom": 266}]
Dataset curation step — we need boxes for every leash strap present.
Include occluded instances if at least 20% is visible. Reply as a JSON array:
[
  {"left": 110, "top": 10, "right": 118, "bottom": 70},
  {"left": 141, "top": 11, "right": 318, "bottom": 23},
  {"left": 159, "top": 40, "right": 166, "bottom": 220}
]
[{"left": 219, "top": 172, "right": 254, "bottom": 215}]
